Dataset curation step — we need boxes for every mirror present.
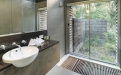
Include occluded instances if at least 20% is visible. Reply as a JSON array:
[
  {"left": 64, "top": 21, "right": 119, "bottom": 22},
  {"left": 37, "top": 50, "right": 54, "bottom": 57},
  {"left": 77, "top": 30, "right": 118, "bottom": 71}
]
[
  {"left": 0, "top": 0, "right": 47, "bottom": 36},
  {"left": 22, "top": 0, "right": 36, "bottom": 33}
]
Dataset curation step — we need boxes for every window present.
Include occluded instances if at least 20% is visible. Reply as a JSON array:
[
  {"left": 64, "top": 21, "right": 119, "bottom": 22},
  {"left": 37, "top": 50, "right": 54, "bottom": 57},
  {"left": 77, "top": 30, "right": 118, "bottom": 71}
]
[
  {"left": 68, "top": 0, "right": 119, "bottom": 64},
  {"left": 37, "top": 8, "right": 47, "bottom": 31}
]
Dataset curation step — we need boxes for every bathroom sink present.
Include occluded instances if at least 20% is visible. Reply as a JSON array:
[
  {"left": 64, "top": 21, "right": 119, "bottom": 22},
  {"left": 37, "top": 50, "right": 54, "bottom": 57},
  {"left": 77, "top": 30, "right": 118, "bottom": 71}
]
[{"left": 2, "top": 46, "right": 39, "bottom": 67}]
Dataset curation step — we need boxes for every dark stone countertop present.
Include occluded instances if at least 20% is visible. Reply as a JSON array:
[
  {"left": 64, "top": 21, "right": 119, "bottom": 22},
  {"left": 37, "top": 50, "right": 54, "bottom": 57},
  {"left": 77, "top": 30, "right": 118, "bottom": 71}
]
[
  {"left": 38, "top": 40, "right": 59, "bottom": 52},
  {"left": 0, "top": 40, "right": 59, "bottom": 72}
]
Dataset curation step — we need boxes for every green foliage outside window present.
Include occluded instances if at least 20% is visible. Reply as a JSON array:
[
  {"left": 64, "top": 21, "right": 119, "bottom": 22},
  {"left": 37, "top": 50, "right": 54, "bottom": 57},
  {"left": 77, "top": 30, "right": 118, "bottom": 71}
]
[{"left": 72, "top": 1, "right": 117, "bottom": 63}]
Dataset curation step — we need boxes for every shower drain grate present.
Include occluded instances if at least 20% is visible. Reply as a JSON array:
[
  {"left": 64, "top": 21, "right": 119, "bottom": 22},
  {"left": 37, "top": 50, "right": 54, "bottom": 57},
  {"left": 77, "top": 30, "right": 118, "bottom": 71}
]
[{"left": 61, "top": 56, "right": 121, "bottom": 75}]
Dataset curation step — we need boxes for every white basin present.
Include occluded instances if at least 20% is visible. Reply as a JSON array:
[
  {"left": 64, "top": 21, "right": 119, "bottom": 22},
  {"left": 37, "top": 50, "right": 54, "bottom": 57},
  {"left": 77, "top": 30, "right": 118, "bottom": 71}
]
[{"left": 2, "top": 46, "right": 39, "bottom": 67}]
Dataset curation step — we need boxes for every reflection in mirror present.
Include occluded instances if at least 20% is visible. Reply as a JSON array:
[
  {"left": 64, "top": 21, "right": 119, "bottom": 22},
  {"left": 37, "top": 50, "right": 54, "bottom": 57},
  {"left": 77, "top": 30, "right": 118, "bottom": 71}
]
[
  {"left": 37, "top": 8, "right": 47, "bottom": 31},
  {"left": 36, "top": 1, "right": 47, "bottom": 31},
  {"left": 0, "top": 0, "right": 36, "bottom": 35},
  {"left": 22, "top": 0, "right": 36, "bottom": 33}
]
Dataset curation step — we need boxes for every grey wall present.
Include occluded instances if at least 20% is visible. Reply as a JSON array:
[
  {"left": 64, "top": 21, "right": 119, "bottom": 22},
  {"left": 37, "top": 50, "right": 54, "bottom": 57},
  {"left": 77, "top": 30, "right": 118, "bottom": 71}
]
[{"left": 47, "top": 0, "right": 65, "bottom": 58}]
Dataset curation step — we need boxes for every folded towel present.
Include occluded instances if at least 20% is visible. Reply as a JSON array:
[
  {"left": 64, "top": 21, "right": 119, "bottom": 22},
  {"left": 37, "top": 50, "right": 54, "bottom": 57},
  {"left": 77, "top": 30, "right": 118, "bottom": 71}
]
[{"left": 28, "top": 38, "right": 45, "bottom": 47}]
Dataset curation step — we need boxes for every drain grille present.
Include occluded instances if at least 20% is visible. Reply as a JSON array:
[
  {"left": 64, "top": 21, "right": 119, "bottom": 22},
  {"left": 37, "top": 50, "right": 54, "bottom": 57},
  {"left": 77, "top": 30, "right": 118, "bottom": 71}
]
[
  {"left": 61, "top": 56, "right": 121, "bottom": 75},
  {"left": 61, "top": 56, "right": 78, "bottom": 70}
]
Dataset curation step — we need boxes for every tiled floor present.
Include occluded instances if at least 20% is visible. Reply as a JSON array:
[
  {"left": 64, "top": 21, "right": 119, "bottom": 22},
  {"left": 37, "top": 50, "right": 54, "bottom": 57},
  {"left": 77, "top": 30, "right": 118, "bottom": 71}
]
[
  {"left": 46, "top": 54, "right": 81, "bottom": 75},
  {"left": 46, "top": 66, "right": 81, "bottom": 75}
]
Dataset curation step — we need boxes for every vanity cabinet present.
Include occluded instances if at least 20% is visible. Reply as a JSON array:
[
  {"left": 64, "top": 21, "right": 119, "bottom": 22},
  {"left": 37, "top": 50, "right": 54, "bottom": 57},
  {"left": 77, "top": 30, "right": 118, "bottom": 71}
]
[{"left": 0, "top": 41, "right": 60, "bottom": 75}]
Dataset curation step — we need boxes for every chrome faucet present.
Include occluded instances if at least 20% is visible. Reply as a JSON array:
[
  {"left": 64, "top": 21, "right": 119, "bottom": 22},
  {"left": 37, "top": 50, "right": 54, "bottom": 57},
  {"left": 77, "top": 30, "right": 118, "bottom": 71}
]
[
  {"left": 0, "top": 45, "right": 6, "bottom": 50},
  {"left": 11, "top": 42, "right": 23, "bottom": 58},
  {"left": 12, "top": 42, "right": 21, "bottom": 50},
  {"left": 21, "top": 40, "right": 27, "bottom": 44}
]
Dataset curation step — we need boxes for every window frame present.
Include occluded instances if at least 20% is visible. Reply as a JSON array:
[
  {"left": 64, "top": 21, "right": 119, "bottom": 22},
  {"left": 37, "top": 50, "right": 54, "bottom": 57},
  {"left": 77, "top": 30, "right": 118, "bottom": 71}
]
[
  {"left": 117, "top": 0, "right": 121, "bottom": 68},
  {"left": 65, "top": 0, "right": 121, "bottom": 68}
]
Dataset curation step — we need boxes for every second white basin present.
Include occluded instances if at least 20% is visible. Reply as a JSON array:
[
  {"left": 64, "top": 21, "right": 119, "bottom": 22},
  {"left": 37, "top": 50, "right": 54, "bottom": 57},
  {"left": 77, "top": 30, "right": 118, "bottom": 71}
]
[{"left": 2, "top": 46, "right": 39, "bottom": 67}]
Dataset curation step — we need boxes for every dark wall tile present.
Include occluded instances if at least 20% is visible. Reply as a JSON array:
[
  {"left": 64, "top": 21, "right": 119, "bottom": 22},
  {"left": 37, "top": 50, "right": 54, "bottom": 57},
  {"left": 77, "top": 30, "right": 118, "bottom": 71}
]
[
  {"left": 0, "top": 31, "right": 47, "bottom": 54},
  {"left": 36, "top": 0, "right": 46, "bottom": 3}
]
